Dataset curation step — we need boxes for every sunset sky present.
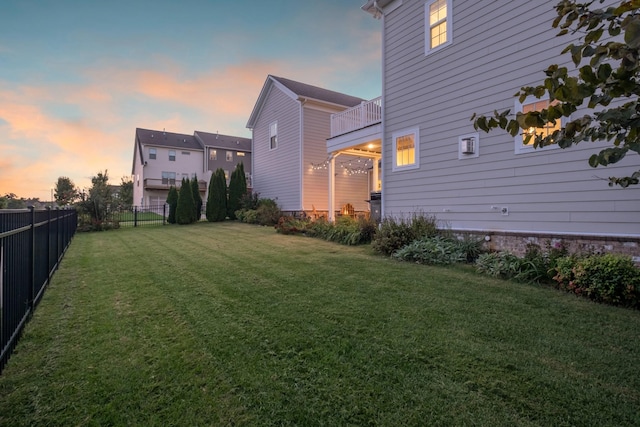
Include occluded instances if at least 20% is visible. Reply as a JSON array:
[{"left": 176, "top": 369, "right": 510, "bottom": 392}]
[{"left": 0, "top": 0, "right": 382, "bottom": 201}]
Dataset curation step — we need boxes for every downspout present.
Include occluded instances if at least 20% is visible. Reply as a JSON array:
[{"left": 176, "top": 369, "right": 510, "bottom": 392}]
[
  {"left": 378, "top": 2, "right": 387, "bottom": 221},
  {"left": 299, "top": 98, "right": 304, "bottom": 213}
]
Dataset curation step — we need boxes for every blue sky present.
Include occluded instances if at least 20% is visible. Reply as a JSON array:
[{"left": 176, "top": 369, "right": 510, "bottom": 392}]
[{"left": 0, "top": 0, "right": 381, "bottom": 200}]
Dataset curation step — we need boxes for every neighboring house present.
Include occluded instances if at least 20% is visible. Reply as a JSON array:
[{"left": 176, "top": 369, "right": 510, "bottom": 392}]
[
  {"left": 132, "top": 128, "right": 251, "bottom": 207},
  {"left": 194, "top": 130, "right": 252, "bottom": 187},
  {"left": 360, "top": 0, "right": 639, "bottom": 256},
  {"left": 246, "top": 75, "right": 375, "bottom": 217}
]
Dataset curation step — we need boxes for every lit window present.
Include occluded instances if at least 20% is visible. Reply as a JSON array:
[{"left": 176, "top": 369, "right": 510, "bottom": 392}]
[
  {"left": 149, "top": 148, "right": 156, "bottom": 160},
  {"left": 209, "top": 149, "right": 217, "bottom": 160},
  {"left": 224, "top": 170, "right": 230, "bottom": 181},
  {"left": 226, "top": 151, "right": 233, "bottom": 162},
  {"left": 237, "top": 152, "right": 245, "bottom": 157},
  {"left": 392, "top": 128, "right": 420, "bottom": 171},
  {"left": 514, "top": 95, "right": 563, "bottom": 154},
  {"left": 169, "top": 150, "right": 176, "bottom": 161},
  {"left": 425, "top": 0, "right": 452, "bottom": 55},
  {"left": 270, "top": 121, "right": 278, "bottom": 150}
]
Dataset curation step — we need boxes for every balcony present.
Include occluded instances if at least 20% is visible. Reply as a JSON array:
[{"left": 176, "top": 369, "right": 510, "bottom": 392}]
[
  {"left": 330, "top": 96, "right": 381, "bottom": 138},
  {"left": 144, "top": 178, "right": 207, "bottom": 191}
]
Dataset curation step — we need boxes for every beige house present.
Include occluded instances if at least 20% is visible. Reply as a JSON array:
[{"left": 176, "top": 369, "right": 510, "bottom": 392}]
[{"left": 132, "top": 128, "right": 251, "bottom": 208}]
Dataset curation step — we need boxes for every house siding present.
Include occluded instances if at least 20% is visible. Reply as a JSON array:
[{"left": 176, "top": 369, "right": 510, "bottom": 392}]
[
  {"left": 251, "top": 86, "right": 302, "bottom": 211},
  {"left": 381, "top": 0, "right": 640, "bottom": 238}
]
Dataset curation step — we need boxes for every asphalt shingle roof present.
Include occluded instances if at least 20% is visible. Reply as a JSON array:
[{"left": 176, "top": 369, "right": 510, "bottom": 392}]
[
  {"left": 271, "top": 75, "right": 365, "bottom": 108},
  {"left": 136, "top": 128, "right": 203, "bottom": 150},
  {"left": 194, "top": 131, "right": 251, "bottom": 151}
]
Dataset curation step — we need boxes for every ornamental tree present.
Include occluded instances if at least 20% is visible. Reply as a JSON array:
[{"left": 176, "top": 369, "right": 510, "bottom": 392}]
[
  {"left": 191, "top": 176, "right": 203, "bottom": 221},
  {"left": 54, "top": 176, "right": 78, "bottom": 206},
  {"left": 227, "top": 162, "right": 247, "bottom": 220},
  {"left": 472, "top": 0, "right": 640, "bottom": 187},
  {"left": 166, "top": 186, "right": 178, "bottom": 224},
  {"left": 176, "top": 177, "right": 196, "bottom": 224},
  {"left": 206, "top": 168, "right": 227, "bottom": 222}
]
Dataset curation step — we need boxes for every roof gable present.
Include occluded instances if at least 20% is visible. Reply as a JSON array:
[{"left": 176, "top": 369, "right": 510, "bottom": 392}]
[{"left": 246, "top": 75, "right": 365, "bottom": 129}]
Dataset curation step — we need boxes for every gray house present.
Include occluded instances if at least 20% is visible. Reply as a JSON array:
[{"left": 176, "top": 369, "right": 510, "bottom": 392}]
[
  {"left": 246, "top": 75, "right": 374, "bottom": 217},
  {"left": 362, "top": 0, "right": 639, "bottom": 256}
]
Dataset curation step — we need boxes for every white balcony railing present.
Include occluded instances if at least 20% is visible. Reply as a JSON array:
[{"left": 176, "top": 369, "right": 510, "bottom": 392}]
[{"left": 330, "top": 96, "right": 382, "bottom": 137}]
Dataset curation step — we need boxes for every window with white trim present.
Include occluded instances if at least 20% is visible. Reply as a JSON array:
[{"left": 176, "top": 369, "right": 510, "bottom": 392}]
[
  {"left": 149, "top": 148, "right": 156, "bottom": 159},
  {"left": 514, "top": 95, "right": 563, "bottom": 154},
  {"left": 161, "top": 171, "right": 176, "bottom": 185},
  {"left": 269, "top": 121, "right": 278, "bottom": 150},
  {"left": 392, "top": 128, "right": 420, "bottom": 171},
  {"left": 226, "top": 151, "right": 233, "bottom": 162},
  {"left": 168, "top": 150, "right": 176, "bottom": 161},
  {"left": 425, "top": 0, "right": 452, "bottom": 55},
  {"left": 209, "top": 149, "right": 217, "bottom": 160}
]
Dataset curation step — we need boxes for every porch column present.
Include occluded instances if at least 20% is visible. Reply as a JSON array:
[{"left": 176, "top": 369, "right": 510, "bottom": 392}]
[
  {"left": 372, "top": 156, "right": 380, "bottom": 192},
  {"left": 328, "top": 153, "right": 339, "bottom": 222}
]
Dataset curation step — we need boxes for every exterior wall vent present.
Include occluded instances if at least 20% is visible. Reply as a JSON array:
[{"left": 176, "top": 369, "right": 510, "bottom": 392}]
[
  {"left": 458, "top": 132, "right": 480, "bottom": 160},
  {"left": 461, "top": 137, "right": 475, "bottom": 154}
]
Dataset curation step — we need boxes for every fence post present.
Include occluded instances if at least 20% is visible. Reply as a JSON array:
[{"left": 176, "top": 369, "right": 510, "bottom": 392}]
[
  {"left": 28, "top": 206, "right": 35, "bottom": 317},
  {"left": 134, "top": 206, "right": 138, "bottom": 228},
  {"left": 46, "top": 207, "right": 51, "bottom": 276},
  {"left": 163, "top": 204, "right": 166, "bottom": 225}
]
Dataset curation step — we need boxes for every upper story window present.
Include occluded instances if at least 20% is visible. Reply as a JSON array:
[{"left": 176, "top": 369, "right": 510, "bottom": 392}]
[
  {"left": 392, "top": 128, "right": 420, "bottom": 171},
  {"left": 149, "top": 148, "right": 157, "bottom": 160},
  {"left": 269, "top": 121, "right": 278, "bottom": 150},
  {"left": 161, "top": 171, "right": 176, "bottom": 185},
  {"left": 209, "top": 149, "right": 217, "bottom": 160},
  {"left": 514, "top": 95, "right": 563, "bottom": 154},
  {"left": 425, "top": 0, "right": 452, "bottom": 55},
  {"left": 237, "top": 152, "right": 245, "bottom": 157},
  {"left": 169, "top": 150, "right": 176, "bottom": 161},
  {"left": 226, "top": 151, "right": 233, "bottom": 162}
]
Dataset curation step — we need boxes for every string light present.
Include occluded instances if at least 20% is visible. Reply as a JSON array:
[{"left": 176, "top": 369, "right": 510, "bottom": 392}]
[{"left": 310, "top": 156, "right": 375, "bottom": 175}]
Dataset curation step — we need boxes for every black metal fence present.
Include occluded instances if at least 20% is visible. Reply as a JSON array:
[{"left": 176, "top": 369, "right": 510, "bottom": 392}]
[{"left": 0, "top": 207, "right": 77, "bottom": 374}]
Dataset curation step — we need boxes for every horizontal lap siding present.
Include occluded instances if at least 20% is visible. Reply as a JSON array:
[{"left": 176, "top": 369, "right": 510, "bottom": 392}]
[
  {"left": 382, "top": 0, "right": 640, "bottom": 236},
  {"left": 252, "top": 88, "right": 301, "bottom": 211},
  {"left": 303, "top": 109, "right": 370, "bottom": 212},
  {"left": 302, "top": 108, "right": 332, "bottom": 210}
]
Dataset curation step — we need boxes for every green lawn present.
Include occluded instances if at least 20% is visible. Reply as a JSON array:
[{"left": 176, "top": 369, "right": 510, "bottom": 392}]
[{"left": 1, "top": 222, "right": 639, "bottom": 426}]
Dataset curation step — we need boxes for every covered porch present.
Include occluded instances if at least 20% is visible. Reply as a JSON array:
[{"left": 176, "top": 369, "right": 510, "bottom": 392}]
[{"left": 326, "top": 97, "right": 382, "bottom": 222}]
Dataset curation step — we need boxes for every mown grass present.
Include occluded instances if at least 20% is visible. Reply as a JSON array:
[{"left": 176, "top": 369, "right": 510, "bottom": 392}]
[{"left": 1, "top": 222, "right": 639, "bottom": 426}]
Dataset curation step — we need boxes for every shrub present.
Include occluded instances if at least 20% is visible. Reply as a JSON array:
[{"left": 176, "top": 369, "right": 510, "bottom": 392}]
[
  {"left": 228, "top": 163, "right": 247, "bottom": 220},
  {"left": 475, "top": 251, "right": 522, "bottom": 280},
  {"left": 275, "top": 216, "right": 309, "bottom": 235},
  {"left": 305, "top": 218, "right": 333, "bottom": 239},
  {"left": 393, "top": 236, "right": 466, "bottom": 265},
  {"left": 453, "top": 234, "right": 486, "bottom": 264},
  {"left": 166, "top": 186, "right": 178, "bottom": 224},
  {"left": 206, "top": 168, "right": 227, "bottom": 222},
  {"left": 372, "top": 214, "right": 438, "bottom": 255},
  {"left": 553, "top": 254, "right": 640, "bottom": 307},
  {"left": 191, "top": 176, "right": 203, "bottom": 221},
  {"left": 176, "top": 178, "right": 196, "bottom": 224},
  {"left": 255, "top": 198, "right": 281, "bottom": 226}
]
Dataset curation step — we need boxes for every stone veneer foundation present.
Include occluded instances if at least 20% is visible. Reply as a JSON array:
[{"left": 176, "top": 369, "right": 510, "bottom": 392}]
[{"left": 455, "top": 230, "right": 640, "bottom": 263}]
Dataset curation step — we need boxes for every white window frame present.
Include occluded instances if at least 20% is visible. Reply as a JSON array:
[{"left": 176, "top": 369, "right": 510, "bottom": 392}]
[
  {"left": 269, "top": 121, "right": 278, "bottom": 150},
  {"left": 168, "top": 150, "right": 176, "bottom": 161},
  {"left": 226, "top": 151, "right": 233, "bottom": 162},
  {"left": 392, "top": 127, "right": 420, "bottom": 172},
  {"left": 209, "top": 149, "right": 217, "bottom": 160},
  {"left": 425, "top": 0, "right": 452, "bottom": 56},
  {"left": 149, "top": 148, "right": 156, "bottom": 160},
  {"left": 514, "top": 94, "right": 564, "bottom": 155}
]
